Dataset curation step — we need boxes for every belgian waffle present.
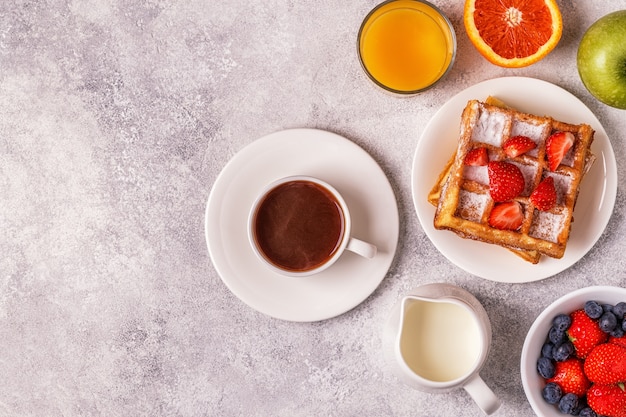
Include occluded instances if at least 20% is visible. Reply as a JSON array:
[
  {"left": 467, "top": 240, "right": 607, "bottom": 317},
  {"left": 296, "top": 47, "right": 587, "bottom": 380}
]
[{"left": 432, "top": 99, "right": 595, "bottom": 262}]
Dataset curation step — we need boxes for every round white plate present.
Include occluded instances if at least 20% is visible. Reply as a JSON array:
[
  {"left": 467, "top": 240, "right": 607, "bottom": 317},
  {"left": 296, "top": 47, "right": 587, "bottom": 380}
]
[
  {"left": 411, "top": 77, "right": 617, "bottom": 283},
  {"left": 206, "top": 128, "right": 399, "bottom": 321}
]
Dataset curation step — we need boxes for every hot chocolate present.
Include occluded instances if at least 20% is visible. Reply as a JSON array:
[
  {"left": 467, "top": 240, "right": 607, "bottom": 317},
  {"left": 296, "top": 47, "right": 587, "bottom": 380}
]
[{"left": 252, "top": 180, "right": 345, "bottom": 272}]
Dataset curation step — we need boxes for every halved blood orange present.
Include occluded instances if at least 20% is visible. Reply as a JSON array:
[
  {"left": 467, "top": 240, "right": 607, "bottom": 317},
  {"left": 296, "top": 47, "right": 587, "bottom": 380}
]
[{"left": 464, "top": 0, "right": 563, "bottom": 68}]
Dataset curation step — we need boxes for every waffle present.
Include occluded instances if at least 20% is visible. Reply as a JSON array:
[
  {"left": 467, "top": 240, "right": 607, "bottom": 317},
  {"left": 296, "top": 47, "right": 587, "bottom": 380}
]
[{"left": 432, "top": 99, "right": 595, "bottom": 262}]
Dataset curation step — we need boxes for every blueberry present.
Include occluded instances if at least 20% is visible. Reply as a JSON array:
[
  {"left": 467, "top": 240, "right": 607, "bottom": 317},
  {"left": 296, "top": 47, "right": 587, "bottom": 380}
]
[
  {"left": 542, "top": 382, "right": 562, "bottom": 405},
  {"left": 553, "top": 314, "right": 572, "bottom": 332},
  {"left": 603, "top": 304, "right": 614, "bottom": 313},
  {"left": 585, "top": 300, "right": 603, "bottom": 319},
  {"left": 611, "top": 327, "right": 625, "bottom": 338},
  {"left": 599, "top": 312, "right": 617, "bottom": 333},
  {"left": 623, "top": 319, "right": 626, "bottom": 332},
  {"left": 553, "top": 341, "right": 574, "bottom": 362},
  {"left": 572, "top": 401, "right": 586, "bottom": 416},
  {"left": 549, "top": 326, "right": 567, "bottom": 344},
  {"left": 579, "top": 407, "right": 597, "bottom": 417},
  {"left": 558, "top": 393, "right": 579, "bottom": 414},
  {"left": 613, "top": 302, "right": 626, "bottom": 319},
  {"left": 537, "top": 357, "right": 556, "bottom": 378},
  {"left": 542, "top": 342, "right": 555, "bottom": 359}
]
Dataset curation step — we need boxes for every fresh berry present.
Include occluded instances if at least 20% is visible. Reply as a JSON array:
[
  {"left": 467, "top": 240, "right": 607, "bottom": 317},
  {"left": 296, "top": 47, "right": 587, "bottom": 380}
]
[
  {"left": 546, "top": 131, "right": 575, "bottom": 171},
  {"left": 538, "top": 357, "right": 556, "bottom": 378},
  {"left": 547, "top": 358, "right": 591, "bottom": 397},
  {"left": 550, "top": 326, "right": 568, "bottom": 345},
  {"left": 488, "top": 201, "right": 523, "bottom": 230},
  {"left": 585, "top": 301, "right": 605, "bottom": 320},
  {"left": 579, "top": 407, "right": 598, "bottom": 417},
  {"left": 503, "top": 135, "right": 537, "bottom": 157},
  {"left": 530, "top": 176, "right": 557, "bottom": 211},
  {"left": 558, "top": 393, "right": 580, "bottom": 414},
  {"left": 487, "top": 161, "right": 525, "bottom": 202},
  {"left": 542, "top": 382, "right": 563, "bottom": 405},
  {"left": 554, "top": 313, "right": 573, "bottom": 331},
  {"left": 553, "top": 341, "right": 575, "bottom": 362},
  {"left": 542, "top": 342, "right": 555, "bottom": 359},
  {"left": 612, "top": 328, "right": 626, "bottom": 339},
  {"left": 584, "top": 343, "right": 626, "bottom": 384},
  {"left": 614, "top": 303, "right": 626, "bottom": 320},
  {"left": 567, "top": 309, "right": 608, "bottom": 359},
  {"left": 587, "top": 384, "right": 626, "bottom": 417},
  {"left": 611, "top": 336, "right": 626, "bottom": 349},
  {"left": 600, "top": 312, "right": 618, "bottom": 333},
  {"left": 464, "top": 147, "right": 489, "bottom": 166}
]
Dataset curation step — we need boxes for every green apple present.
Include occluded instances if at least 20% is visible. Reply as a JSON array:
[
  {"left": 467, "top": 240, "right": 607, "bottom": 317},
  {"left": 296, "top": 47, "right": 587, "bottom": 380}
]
[{"left": 577, "top": 10, "right": 626, "bottom": 109}]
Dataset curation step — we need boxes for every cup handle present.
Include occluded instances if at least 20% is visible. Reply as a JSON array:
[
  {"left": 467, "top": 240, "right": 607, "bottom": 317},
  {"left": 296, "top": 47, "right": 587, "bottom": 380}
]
[
  {"left": 462, "top": 374, "right": 501, "bottom": 415},
  {"left": 345, "top": 237, "right": 377, "bottom": 259}
]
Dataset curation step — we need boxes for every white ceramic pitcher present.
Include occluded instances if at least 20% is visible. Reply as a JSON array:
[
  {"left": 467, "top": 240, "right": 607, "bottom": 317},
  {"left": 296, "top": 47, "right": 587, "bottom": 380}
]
[{"left": 382, "top": 283, "right": 501, "bottom": 415}]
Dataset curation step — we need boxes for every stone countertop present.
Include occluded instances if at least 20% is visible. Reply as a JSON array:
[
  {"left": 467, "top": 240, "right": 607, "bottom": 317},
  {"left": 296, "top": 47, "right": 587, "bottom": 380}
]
[{"left": 1, "top": 1, "right": 626, "bottom": 416}]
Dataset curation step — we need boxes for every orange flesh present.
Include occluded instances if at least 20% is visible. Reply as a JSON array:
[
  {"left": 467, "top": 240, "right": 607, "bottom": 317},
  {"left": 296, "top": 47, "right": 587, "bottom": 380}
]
[{"left": 472, "top": 0, "right": 554, "bottom": 59}]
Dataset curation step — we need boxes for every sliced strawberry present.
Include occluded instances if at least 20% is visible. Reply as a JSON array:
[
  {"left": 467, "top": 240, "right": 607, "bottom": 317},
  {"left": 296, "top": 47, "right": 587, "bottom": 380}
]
[
  {"left": 488, "top": 201, "right": 523, "bottom": 230},
  {"left": 464, "top": 147, "right": 489, "bottom": 166},
  {"left": 584, "top": 343, "right": 626, "bottom": 384},
  {"left": 567, "top": 309, "right": 608, "bottom": 359},
  {"left": 530, "top": 176, "right": 557, "bottom": 211},
  {"left": 546, "top": 357, "right": 590, "bottom": 397},
  {"left": 587, "top": 383, "right": 626, "bottom": 417},
  {"left": 503, "top": 135, "right": 536, "bottom": 157},
  {"left": 487, "top": 161, "right": 525, "bottom": 202},
  {"left": 546, "top": 131, "right": 575, "bottom": 171}
]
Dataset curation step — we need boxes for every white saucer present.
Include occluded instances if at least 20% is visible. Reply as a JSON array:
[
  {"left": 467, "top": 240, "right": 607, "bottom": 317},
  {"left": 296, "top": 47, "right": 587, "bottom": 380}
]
[
  {"left": 411, "top": 77, "right": 617, "bottom": 283},
  {"left": 205, "top": 128, "right": 399, "bottom": 321}
]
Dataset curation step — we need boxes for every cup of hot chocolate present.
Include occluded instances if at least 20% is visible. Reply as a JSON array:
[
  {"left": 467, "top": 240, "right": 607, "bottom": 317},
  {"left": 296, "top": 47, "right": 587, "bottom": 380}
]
[{"left": 248, "top": 176, "right": 377, "bottom": 277}]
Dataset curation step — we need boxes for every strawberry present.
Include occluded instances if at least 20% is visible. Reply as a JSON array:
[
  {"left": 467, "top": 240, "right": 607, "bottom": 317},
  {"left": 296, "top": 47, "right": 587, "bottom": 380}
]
[
  {"left": 587, "top": 383, "right": 626, "bottom": 417},
  {"left": 530, "top": 176, "right": 557, "bottom": 211},
  {"left": 567, "top": 309, "right": 608, "bottom": 359},
  {"left": 610, "top": 336, "right": 626, "bottom": 349},
  {"left": 546, "top": 357, "right": 590, "bottom": 396},
  {"left": 488, "top": 201, "right": 523, "bottom": 230},
  {"left": 464, "top": 147, "right": 489, "bottom": 166},
  {"left": 487, "top": 161, "right": 525, "bottom": 202},
  {"left": 546, "top": 131, "right": 575, "bottom": 171},
  {"left": 584, "top": 343, "right": 626, "bottom": 384},
  {"left": 503, "top": 135, "right": 536, "bottom": 157}
]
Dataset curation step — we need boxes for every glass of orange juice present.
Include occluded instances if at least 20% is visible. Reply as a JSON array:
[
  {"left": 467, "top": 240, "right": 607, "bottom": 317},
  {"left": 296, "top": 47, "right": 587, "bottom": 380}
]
[{"left": 358, "top": 0, "right": 456, "bottom": 95}]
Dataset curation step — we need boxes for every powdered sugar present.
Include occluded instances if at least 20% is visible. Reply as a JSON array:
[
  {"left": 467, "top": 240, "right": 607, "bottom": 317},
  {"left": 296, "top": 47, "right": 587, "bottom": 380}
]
[
  {"left": 456, "top": 190, "right": 489, "bottom": 222},
  {"left": 471, "top": 109, "right": 507, "bottom": 146},
  {"left": 462, "top": 165, "right": 488, "bottom": 185},
  {"left": 529, "top": 210, "right": 566, "bottom": 242}
]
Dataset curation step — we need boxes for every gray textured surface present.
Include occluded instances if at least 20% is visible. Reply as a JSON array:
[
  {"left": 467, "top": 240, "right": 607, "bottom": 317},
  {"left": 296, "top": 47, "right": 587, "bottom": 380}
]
[{"left": 1, "top": 1, "right": 626, "bottom": 416}]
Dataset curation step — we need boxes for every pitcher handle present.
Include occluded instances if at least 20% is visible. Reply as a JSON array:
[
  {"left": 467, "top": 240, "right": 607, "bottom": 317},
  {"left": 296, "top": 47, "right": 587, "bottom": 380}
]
[{"left": 463, "top": 374, "right": 501, "bottom": 415}]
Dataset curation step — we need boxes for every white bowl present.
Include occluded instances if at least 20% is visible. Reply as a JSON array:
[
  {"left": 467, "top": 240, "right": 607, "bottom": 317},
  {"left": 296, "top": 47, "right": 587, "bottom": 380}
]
[{"left": 520, "top": 285, "right": 626, "bottom": 417}]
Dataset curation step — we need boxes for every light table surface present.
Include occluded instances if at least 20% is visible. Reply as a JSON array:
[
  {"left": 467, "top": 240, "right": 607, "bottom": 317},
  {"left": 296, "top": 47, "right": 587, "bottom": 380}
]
[{"left": 1, "top": 1, "right": 626, "bottom": 416}]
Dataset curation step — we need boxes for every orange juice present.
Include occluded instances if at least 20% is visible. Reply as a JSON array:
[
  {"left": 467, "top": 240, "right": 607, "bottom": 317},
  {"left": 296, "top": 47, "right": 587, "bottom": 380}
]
[{"left": 358, "top": 0, "right": 456, "bottom": 94}]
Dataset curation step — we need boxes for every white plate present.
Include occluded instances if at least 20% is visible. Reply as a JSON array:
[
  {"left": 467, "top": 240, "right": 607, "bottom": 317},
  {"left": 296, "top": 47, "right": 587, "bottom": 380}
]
[
  {"left": 205, "top": 128, "right": 399, "bottom": 321},
  {"left": 411, "top": 77, "right": 617, "bottom": 283}
]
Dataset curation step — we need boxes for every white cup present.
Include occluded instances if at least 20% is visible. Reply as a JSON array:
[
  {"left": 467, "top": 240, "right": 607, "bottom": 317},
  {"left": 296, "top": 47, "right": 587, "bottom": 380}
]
[
  {"left": 383, "top": 283, "right": 501, "bottom": 415},
  {"left": 248, "top": 176, "right": 377, "bottom": 277}
]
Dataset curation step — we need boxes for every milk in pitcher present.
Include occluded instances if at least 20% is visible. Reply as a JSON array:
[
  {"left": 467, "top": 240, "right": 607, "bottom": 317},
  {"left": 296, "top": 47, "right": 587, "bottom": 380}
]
[{"left": 400, "top": 299, "right": 482, "bottom": 382}]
